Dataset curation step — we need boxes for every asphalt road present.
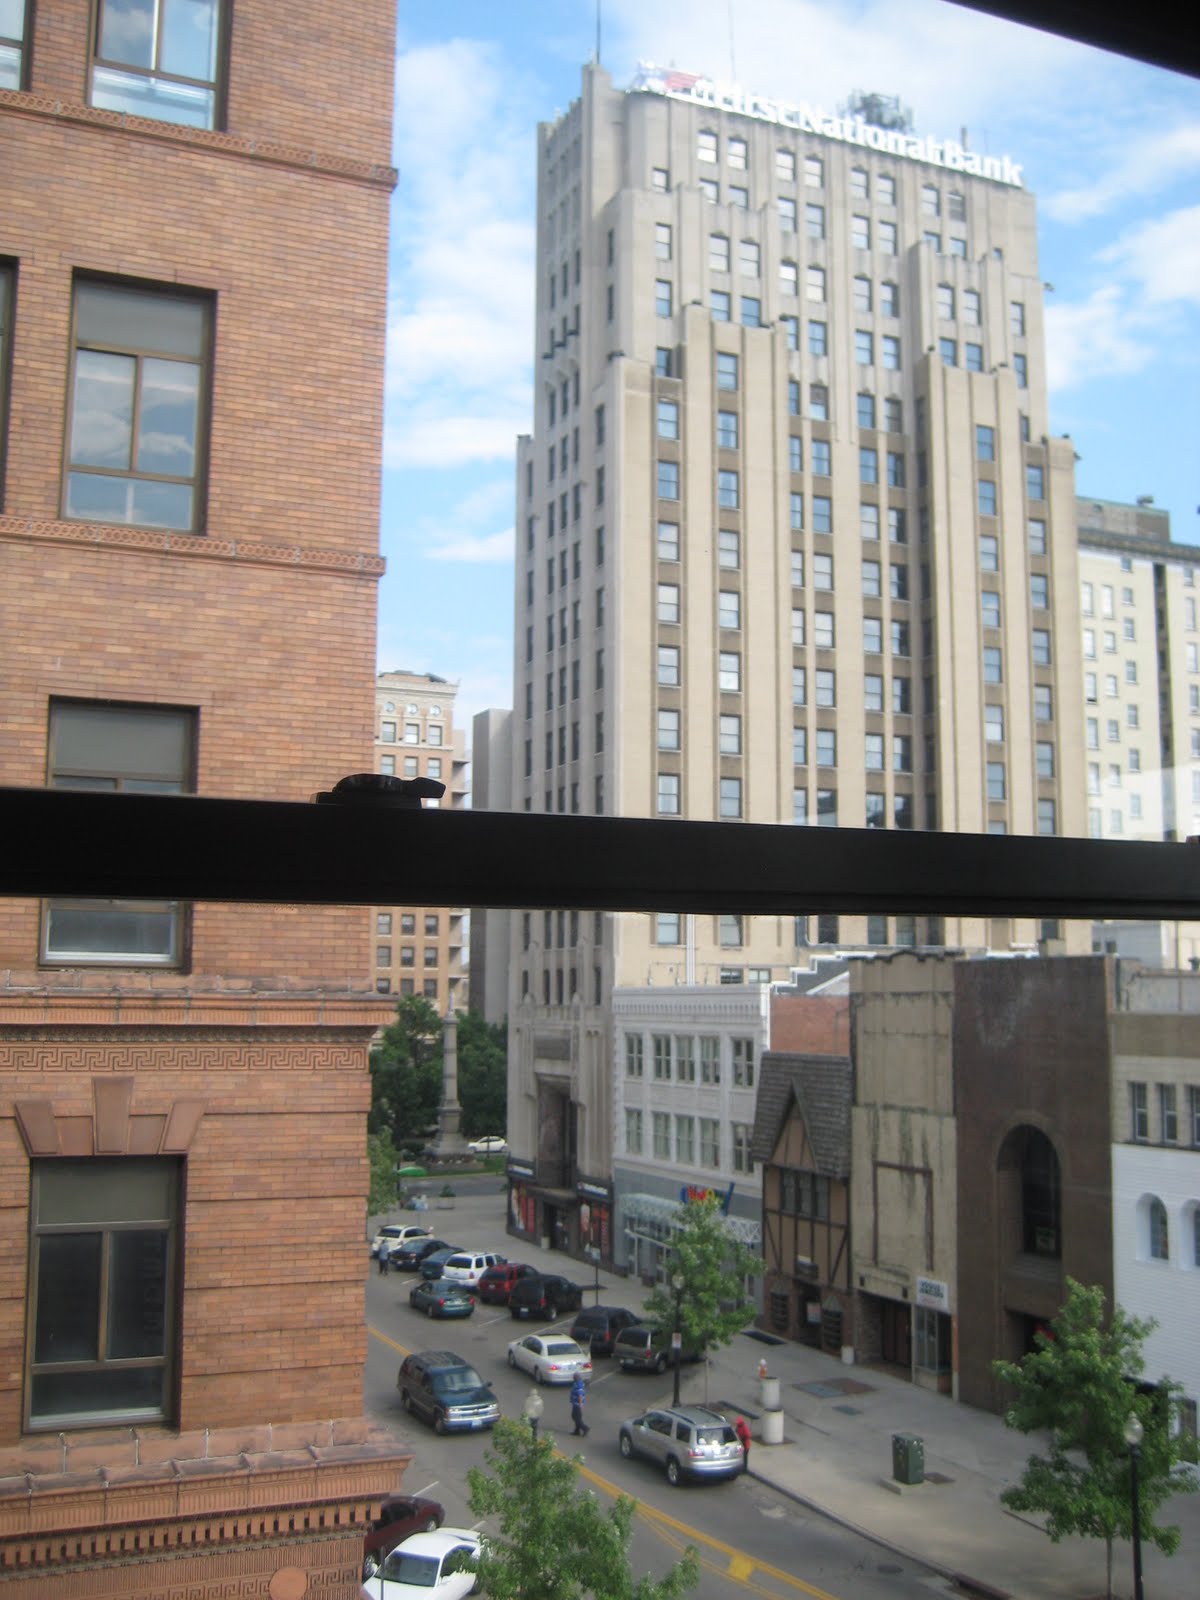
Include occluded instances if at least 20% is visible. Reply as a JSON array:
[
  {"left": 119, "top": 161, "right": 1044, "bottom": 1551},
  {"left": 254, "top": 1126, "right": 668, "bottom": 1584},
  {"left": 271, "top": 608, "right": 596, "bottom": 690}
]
[{"left": 363, "top": 1252, "right": 951, "bottom": 1600}]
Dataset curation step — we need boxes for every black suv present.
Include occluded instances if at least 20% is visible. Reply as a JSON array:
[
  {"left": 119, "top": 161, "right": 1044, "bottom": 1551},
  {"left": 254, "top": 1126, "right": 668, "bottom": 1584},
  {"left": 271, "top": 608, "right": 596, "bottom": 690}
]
[
  {"left": 507, "top": 1273, "right": 583, "bottom": 1320},
  {"left": 569, "top": 1305, "right": 641, "bottom": 1356},
  {"left": 395, "top": 1349, "right": 500, "bottom": 1434}
]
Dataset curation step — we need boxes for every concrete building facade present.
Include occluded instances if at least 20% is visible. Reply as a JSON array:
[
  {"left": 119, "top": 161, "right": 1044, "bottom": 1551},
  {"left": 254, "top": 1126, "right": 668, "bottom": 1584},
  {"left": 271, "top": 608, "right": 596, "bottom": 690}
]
[
  {"left": 373, "top": 671, "right": 468, "bottom": 1012},
  {"left": 0, "top": 2, "right": 405, "bottom": 1591},
  {"left": 499, "top": 60, "right": 1087, "bottom": 1261}
]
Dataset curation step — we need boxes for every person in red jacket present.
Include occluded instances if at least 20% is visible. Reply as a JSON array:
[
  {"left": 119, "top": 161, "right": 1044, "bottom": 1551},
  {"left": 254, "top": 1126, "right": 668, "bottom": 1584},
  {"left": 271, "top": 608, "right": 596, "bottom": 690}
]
[{"left": 734, "top": 1414, "right": 752, "bottom": 1473}]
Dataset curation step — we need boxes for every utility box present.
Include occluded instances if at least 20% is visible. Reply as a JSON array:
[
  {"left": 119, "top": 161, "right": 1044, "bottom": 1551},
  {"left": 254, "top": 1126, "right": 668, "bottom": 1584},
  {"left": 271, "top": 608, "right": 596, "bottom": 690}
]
[{"left": 891, "top": 1432, "right": 925, "bottom": 1485}]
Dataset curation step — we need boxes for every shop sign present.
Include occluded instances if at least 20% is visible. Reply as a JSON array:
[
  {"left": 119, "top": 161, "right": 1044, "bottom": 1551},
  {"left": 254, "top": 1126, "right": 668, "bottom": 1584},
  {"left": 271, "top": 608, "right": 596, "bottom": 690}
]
[{"left": 915, "top": 1275, "right": 951, "bottom": 1312}]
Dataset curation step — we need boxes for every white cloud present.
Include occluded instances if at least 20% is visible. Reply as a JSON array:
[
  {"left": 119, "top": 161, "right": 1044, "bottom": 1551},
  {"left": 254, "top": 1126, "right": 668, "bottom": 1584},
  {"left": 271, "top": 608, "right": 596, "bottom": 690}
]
[
  {"left": 1100, "top": 204, "right": 1200, "bottom": 306},
  {"left": 427, "top": 528, "right": 514, "bottom": 563},
  {"left": 386, "top": 36, "right": 539, "bottom": 469},
  {"left": 1044, "top": 123, "right": 1200, "bottom": 222},
  {"left": 1044, "top": 286, "right": 1155, "bottom": 391}
]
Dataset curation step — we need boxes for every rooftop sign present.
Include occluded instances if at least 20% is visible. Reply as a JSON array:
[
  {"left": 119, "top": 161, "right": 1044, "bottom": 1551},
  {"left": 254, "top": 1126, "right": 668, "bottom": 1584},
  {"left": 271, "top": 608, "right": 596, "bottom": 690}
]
[{"left": 630, "top": 64, "right": 1023, "bottom": 189}]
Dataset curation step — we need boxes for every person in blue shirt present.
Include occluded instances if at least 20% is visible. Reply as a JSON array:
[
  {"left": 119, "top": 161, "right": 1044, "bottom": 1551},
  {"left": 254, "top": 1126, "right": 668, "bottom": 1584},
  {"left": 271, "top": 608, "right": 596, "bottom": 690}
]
[{"left": 570, "top": 1372, "right": 589, "bottom": 1437}]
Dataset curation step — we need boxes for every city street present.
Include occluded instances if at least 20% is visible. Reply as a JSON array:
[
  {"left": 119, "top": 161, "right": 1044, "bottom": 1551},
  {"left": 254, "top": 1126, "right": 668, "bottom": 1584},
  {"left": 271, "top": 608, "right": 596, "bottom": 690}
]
[{"left": 363, "top": 1184, "right": 949, "bottom": 1599}]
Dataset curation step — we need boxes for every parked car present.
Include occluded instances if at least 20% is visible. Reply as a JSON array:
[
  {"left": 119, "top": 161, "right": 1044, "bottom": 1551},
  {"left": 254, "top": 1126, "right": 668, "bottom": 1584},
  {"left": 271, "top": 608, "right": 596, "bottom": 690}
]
[
  {"left": 569, "top": 1305, "right": 642, "bottom": 1357},
  {"left": 439, "top": 1250, "right": 507, "bottom": 1289},
  {"left": 396, "top": 1350, "right": 500, "bottom": 1435},
  {"left": 613, "top": 1323, "right": 703, "bottom": 1374},
  {"left": 617, "top": 1405, "right": 743, "bottom": 1486},
  {"left": 362, "top": 1493, "right": 444, "bottom": 1577},
  {"left": 467, "top": 1134, "right": 507, "bottom": 1155},
  {"left": 419, "top": 1246, "right": 463, "bottom": 1281},
  {"left": 507, "top": 1273, "right": 584, "bottom": 1320},
  {"left": 392, "top": 1235, "right": 454, "bottom": 1271},
  {"left": 476, "top": 1261, "right": 540, "bottom": 1305},
  {"left": 506, "top": 1333, "right": 592, "bottom": 1385},
  {"left": 409, "top": 1280, "right": 476, "bottom": 1320},
  {"left": 370, "top": 1223, "right": 430, "bottom": 1259},
  {"left": 361, "top": 1527, "right": 483, "bottom": 1597}
]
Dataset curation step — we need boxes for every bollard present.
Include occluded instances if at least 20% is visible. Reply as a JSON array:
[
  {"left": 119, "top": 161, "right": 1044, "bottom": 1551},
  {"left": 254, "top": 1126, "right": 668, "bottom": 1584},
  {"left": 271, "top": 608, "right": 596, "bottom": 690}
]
[{"left": 761, "top": 1375, "right": 781, "bottom": 1411}]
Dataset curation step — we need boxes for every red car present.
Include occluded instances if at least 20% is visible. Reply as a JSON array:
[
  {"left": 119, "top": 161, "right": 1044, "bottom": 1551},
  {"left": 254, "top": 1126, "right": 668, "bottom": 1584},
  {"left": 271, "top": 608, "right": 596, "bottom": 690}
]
[
  {"left": 364, "top": 1493, "right": 444, "bottom": 1575},
  {"left": 476, "top": 1260, "right": 539, "bottom": 1305}
]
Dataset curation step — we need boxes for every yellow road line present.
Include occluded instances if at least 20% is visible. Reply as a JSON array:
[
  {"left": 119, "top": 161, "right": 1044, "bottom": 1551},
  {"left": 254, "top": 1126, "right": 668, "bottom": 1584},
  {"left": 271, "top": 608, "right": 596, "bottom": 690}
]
[
  {"left": 368, "top": 1323, "right": 838, "bottom": 1600},
  {"left": 369, "top": 1324, "right": 411, "bottom": 1358}
]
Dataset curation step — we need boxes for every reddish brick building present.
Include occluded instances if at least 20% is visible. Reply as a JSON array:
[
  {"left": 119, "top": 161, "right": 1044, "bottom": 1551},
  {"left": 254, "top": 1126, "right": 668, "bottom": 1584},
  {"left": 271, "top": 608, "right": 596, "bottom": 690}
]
[{"left": 0, "top": 3, "right": 406, "bottom": 1593}]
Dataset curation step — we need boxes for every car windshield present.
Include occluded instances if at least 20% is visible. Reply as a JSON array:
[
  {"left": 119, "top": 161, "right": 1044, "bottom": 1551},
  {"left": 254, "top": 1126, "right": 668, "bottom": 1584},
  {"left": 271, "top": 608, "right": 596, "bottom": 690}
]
[
  {"left": 546, "top": 1341, "right": 578, "bottom": 1356},
  {"left": 435, "top": 1367, "right": 483, "bottom": 1392},
  {"left": 380, "top": 1551, "right": 439, "bottom": 1586}
]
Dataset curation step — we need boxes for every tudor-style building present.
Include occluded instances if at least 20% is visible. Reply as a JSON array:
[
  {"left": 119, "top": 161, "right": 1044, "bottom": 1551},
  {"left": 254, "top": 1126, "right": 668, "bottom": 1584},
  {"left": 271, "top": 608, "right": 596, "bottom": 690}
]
[{"left": 753, "top": 1052, "right": 853, "bottom": 1354}]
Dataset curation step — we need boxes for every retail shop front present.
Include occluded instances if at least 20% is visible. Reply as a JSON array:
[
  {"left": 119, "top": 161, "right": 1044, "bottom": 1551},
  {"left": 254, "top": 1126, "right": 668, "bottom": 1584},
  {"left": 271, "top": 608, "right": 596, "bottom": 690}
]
[{"left": 619, "top": 1188, "right": 761, "bottom": 1290}]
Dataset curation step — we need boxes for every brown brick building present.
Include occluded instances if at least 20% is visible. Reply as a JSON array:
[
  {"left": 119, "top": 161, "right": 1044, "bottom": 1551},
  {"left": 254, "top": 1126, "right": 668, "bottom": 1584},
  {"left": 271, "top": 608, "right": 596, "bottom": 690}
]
[{"left": 0, "top": 3, "right": 406, "bottom": 1594}]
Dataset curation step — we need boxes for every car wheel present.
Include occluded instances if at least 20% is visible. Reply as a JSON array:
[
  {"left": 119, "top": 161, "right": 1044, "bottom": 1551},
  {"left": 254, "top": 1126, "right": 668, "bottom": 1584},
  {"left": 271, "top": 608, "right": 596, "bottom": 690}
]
[
  {"left": 422, "top": 1516, "right": 439, "bottom": 1533},
  {"left": 511, "top": 1308, "right": 521, "bottom": 1320},
  {"left": 434, "top": 1410, "right": 448, "bottom": 1436},
  {"left": 507, "top": 1349, "right": 517, "bottom": 1367},
  {"left": 427, "top": 1303, "right": 436, "bottom": 1318},
  {"left": 400, "top": 1389, "right": 412, "bottom": 1412},
  {"left": 535, "top": 1366, "right": 545, "bottom": 1384},
  {"left": 666, "top": 1457, "right": 682, "bottom": 1487},
  {"left": 654, "top": 1352, "right": 668, "bottom": 1375},
  {"left": 363, "top": 1556, "right": 379, "bottom": 1581},
  {"left": 545, "top": 1302, "right": 558, "bottom": 1320},
  {"left": 619, "top": 1431, "right": 633, "bottom": 1459}
]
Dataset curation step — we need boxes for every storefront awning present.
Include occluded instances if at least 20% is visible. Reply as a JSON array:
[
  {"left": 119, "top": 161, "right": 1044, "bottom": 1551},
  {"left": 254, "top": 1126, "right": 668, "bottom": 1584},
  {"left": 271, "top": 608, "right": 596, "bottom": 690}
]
[{"left": 622, "top": 1192, "right": 761, "bottom": 1247}]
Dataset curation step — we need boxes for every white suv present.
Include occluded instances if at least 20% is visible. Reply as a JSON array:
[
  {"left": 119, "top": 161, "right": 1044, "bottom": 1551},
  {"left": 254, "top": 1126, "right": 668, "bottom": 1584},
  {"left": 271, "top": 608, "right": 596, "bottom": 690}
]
[
  {"left": 439, "top": 1251, "right": 506, "bottom": 1288},
  {"left": 371, "top": 1223, "right": 431, "bottom": 1259}
]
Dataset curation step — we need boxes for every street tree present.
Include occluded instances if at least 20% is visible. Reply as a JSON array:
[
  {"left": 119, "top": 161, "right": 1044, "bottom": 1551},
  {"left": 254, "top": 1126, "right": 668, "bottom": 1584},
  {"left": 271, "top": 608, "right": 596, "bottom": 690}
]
[
  {"left": 457, "top": 1008, "right": 508, "bottom": 1138},
  {"left": 467, "top": 1417, "right": 699, "bottom": 1600},
  {"left": 367, "top": 1128, "right": 400, "bottom": 1215},
  {"left": 993, "top": 1277, "right": 1198, "bottom": 1600},
  {"left": 368, "top": 994, "right": 443, "bottom": 1148},
  {"left": 640, "top": 1193, "right": 764, "bottom": 1357}
]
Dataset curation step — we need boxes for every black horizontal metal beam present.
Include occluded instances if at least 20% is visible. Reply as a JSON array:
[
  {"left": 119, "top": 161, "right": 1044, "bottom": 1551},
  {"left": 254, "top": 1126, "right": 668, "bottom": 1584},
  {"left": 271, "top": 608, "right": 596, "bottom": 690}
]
[
  {"left": 6, "top": 785, "right": 1200, "bottom": 921},
  {"left": 948, "top": 2, "right": 1198, "bottom": 80}
]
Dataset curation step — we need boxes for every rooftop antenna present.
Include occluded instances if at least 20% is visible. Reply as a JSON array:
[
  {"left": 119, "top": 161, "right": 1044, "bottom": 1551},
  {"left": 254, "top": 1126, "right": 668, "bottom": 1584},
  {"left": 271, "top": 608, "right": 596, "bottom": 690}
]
[
  {"left": 596, "top": 0, "right": 602, "bottom": 65},
  {"left": 728, "top": 0, "right": 737, "bottom": 79}
]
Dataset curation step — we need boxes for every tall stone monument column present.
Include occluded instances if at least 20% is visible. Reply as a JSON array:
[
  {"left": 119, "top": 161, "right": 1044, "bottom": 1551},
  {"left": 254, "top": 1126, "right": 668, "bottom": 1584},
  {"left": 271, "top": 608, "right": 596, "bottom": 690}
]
[{"left": 429, "top": 1002, "right": 468, "bottom": 1159}]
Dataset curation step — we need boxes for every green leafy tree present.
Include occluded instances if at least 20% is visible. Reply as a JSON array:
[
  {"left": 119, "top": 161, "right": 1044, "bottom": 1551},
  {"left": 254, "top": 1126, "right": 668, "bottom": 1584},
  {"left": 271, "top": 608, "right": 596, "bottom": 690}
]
[
  {"left": 641, "top": 1193, "right": 764, "bottom": 1356},
  {"left": 368, "top": 994, "right": 443, "bottom": 1148},
  {"left": 457, "top": 1008, "right": 508, "bottom": 1138},
  {"left": 367, "top": 1128, "right": 400, "bottom": 1215},
  {"left": 467, "top": 1417, "right": 699, "bottom": 1600},
  {"left": 993, "top": 1278, "right": 1198, "bottom": 1600}
]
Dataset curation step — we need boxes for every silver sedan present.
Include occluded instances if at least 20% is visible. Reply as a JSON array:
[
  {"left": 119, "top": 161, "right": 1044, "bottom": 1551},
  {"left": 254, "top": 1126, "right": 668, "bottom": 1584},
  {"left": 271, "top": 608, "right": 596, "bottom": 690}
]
[{"left": 506, "top": 1333, "right": 593, "bottom": 1385}]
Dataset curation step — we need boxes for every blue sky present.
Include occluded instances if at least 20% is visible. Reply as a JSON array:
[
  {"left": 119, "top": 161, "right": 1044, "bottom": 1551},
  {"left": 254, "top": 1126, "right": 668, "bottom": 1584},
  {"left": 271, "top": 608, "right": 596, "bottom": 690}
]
[{"left": 377, "top": 0, "right": 1200, "bottom": 732}]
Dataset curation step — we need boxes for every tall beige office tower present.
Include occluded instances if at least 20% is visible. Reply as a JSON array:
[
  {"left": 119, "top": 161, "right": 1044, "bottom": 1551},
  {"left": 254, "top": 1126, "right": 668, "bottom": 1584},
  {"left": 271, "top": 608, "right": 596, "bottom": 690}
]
[{"left": 497, "top": 62, "right": 1086, "bottom": 1261}]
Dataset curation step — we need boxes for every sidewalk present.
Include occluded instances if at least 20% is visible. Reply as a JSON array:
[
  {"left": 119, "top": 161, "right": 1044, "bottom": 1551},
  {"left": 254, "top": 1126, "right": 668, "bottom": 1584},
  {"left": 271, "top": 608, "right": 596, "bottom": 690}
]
[{"left": 371, "top": 1188, "right": 1196, "bottom": 1600}]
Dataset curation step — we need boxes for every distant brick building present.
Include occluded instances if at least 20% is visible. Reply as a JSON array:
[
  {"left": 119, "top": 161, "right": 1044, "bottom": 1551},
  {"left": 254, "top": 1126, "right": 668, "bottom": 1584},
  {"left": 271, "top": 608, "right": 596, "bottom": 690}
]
[{"left": 0, "top": 2, "right": 406, "bottom": 1593}]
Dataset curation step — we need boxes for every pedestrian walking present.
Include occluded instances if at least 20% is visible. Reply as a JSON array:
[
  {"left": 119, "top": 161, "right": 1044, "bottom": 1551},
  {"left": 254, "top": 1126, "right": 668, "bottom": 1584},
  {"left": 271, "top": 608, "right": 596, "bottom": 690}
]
[
  {"left": 377, "top": 1242, "right": 390, "bottom": 1275},
  {"left": 734, "top": 1414, "right": 751, "bottom": 1473},
  {"left": 570, "top": 1372, "right": 589, "bottom": 1437}
]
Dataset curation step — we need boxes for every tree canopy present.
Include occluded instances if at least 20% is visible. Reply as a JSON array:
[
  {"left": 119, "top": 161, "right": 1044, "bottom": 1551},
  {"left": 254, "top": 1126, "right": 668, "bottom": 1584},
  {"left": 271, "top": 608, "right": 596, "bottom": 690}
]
[
  {"left": 640, "top": 1193, "right": 763, "bottom": 1356},
  {"left": 467, "top": 1417, "right": 699, "bottom": 1600},
  {"left": 993, "top": 1277, "right": 1198, "bottom": 1599},
  {"left": 369, "top": 996, "right": 509, "bottom": 1150},
  {"left": 367, "top": 1128, "right": 401, "bottom": 1214}
]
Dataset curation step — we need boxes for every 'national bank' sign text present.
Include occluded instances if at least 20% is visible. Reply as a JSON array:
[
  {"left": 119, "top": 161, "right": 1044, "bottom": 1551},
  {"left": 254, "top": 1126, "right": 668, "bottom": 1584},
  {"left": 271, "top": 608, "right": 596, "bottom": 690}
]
[{"left": 630, "top": 64, "right": 1023, "bottom": 189}]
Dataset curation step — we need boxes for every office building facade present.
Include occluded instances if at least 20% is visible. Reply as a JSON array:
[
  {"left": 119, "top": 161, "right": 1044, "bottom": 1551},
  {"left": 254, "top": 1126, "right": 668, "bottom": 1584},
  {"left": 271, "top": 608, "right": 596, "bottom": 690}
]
[
  {"left": 373, "top": 671, "right": 468, "bottom": 1010},
  {"left": 500, "top": 61, "right": 1086, "bottom": 1261}
]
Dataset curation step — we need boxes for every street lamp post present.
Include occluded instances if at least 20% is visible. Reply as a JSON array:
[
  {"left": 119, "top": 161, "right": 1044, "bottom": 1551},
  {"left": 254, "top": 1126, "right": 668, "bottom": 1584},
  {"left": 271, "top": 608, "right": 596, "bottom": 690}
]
[
  {"left": 671, "top": 1270, "right": 685, "bottom": 1407},
  {"left": 590, "top": 1245, "right": 602, "bottom": 1303},
  {"left": 1124, "top": 1412, "right": 1145, "bottom": 1600},
  {"left": 523, "top": 1387, "right": 545, "bottom": 1443}
]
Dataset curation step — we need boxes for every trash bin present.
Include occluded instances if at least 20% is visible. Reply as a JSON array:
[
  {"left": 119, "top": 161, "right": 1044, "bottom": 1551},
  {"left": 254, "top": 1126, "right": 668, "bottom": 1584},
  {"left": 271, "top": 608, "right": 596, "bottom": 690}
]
[
  {"left": 891, "top": 1432, "right": 924, "bottom": 1485},
  {"left": 760, "top": 1376, "right": 781, "bottom": 1410},
  {"left": 761, "top": 1408, "right": 784, "bottom": 1445}
]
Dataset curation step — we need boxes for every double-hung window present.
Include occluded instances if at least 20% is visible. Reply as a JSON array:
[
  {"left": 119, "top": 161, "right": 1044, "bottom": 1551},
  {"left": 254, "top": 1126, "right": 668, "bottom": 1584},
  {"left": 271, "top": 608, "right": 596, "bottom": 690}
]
[
  {"left": 27, "top": 1159, "right": 179, "bottom": 1428},
  {"left": 66, "top": 279, "right": 211, "bottom": 531},
  {"left": 43, "top": 701, "right": 194, "bottom": 965},
  {"left": 90, "top": 0, "right": 225, "bottom": 129}
]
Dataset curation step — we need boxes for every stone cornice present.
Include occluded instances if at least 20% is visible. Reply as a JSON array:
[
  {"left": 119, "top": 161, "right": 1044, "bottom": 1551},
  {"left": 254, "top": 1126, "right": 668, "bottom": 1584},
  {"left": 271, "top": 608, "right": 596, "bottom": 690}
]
[
  {"left": 0, "top": 88, "right": 398, "bottom": 190},
  {"left": 0, "top": 515, "right": 386, "bottom": 580},
  {"left": 0, "top": 993, "right": 396, "bottom": 1030}
]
